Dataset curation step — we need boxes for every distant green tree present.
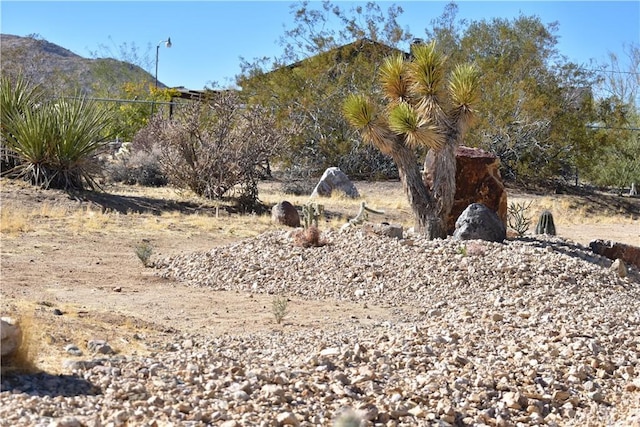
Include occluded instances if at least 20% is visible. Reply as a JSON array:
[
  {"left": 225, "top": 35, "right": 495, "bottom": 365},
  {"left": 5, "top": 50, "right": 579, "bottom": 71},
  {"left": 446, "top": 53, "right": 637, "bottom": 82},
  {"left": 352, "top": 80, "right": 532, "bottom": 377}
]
[
  {"left": 238, "top": 1, "right": 412, "bottom": 178},
  {"left": 89, "top": 40, "right": 175, "bottom": 141},
  {"left": 425, "top": 4, "right": 599, "bottom": 184},
  {"left": 463, "top": 16, "right": 597, "bottom": 182},
  {"left": 586, "top": 43, "right": 640, "bottom": 190}
]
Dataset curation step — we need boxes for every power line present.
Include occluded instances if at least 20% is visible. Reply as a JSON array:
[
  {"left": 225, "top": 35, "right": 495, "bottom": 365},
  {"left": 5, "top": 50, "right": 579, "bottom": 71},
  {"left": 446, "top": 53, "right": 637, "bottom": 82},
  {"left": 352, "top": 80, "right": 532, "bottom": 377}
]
[
  {"left": 59, "top": 96, "right": 174, "bottom": 105},
  {"left": 579, "top": 67, "right": 640, "bottom": 76}
]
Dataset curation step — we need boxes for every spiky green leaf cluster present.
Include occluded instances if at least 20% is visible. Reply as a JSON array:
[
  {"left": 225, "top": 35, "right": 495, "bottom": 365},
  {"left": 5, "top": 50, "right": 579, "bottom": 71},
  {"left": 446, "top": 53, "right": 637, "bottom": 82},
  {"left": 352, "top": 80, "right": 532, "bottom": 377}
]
[
  {"left": 390, "top": 103, "right": 441, "bottom": 149},
  {"left": 343, "top": 93, "right": 375, "bottom": 129},
  {"left": 408, "top": 41, "right": 446, "bottom": 99},
  {"left": 1, "top": 75, "right": 114, "bottom": 189},
  {"left": 388, "top": 102, "right": 420, "bottom": 134},
  {"left": 379, "top": 54, "right": 408, "bottom": 101},
  {"left": 449, "top": 63, "right": 481, "bottom": 108}
]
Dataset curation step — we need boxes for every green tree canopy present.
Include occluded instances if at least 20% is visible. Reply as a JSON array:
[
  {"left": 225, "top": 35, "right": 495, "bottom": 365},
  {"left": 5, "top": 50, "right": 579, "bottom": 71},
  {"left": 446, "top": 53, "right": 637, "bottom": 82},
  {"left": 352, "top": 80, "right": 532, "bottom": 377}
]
[{"left": 238, "top": 1, "right": 413, "bottom": 178}]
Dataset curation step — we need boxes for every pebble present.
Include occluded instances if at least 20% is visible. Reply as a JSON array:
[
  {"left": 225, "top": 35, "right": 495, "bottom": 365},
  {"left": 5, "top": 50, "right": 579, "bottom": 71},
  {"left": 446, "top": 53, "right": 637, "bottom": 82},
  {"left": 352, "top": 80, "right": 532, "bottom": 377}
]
[{"left": 1, "top": 230, "right": 638, "bottom": 426}]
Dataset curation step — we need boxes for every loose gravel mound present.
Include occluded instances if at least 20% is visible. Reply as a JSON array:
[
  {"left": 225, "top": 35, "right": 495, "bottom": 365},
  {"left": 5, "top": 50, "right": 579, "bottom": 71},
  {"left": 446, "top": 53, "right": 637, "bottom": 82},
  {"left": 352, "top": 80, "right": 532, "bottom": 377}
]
[{"left": 2, "top": 229, "right": 639, "bottom": 426}]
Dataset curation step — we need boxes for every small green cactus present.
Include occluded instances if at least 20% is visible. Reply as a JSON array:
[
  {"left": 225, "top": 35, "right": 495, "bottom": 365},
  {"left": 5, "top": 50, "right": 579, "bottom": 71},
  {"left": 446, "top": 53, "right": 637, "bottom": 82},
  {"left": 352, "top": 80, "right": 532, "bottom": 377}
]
[
  {"left": 302, "top": 202, "right": 324, "bottom": 229},
  {"left": 535, "top": 210, "right": 556, "bottom": 235},
  {"left": 341, "top": 202, "right": 385, "bottom": 230}
]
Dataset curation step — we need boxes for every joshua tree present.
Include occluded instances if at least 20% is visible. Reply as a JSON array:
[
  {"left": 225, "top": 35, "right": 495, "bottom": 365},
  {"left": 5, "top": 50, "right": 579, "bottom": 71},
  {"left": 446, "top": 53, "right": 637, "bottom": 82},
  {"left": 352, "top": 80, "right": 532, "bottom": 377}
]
[{"left": 343, "top": 41, "right": 479, "bottom": 238}]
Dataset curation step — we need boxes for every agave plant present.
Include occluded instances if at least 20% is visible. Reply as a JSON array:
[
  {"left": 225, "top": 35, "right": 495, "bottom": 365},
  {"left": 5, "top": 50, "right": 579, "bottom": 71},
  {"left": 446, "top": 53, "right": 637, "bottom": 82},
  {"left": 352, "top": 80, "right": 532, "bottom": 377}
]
[
  {"left": 344, "top": 41, "right": 480, "bottom": 238},
  {"left": 1, "top": 75, "right": 114, "bottom": 190}
]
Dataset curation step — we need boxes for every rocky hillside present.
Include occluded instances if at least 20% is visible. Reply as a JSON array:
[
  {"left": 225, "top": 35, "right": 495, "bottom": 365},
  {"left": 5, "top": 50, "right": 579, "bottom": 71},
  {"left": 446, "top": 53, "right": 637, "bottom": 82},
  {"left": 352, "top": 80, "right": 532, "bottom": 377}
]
[{"left": 0, "top": 34, "right": 159, "bottom": 94}]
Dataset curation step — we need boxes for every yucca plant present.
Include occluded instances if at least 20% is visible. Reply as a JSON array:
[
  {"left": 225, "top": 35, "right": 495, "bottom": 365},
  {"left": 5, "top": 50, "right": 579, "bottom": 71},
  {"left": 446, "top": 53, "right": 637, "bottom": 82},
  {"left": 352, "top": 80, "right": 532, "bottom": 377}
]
[
  {"left": 1, "top": 75, "right": 43, "bottom": 172},
  {"left": 1, "top": 75, "right": 114, "bottom": 190},
  {"left": 343, "top": 41, "right": 480, "bottom": 239}
]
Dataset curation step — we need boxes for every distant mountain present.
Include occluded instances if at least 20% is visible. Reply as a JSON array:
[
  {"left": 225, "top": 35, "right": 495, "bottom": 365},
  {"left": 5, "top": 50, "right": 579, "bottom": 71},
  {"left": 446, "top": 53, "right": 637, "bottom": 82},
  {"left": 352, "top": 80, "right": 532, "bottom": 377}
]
[{"left": 1, "top": 34, "right": 162, "bottom": 95}]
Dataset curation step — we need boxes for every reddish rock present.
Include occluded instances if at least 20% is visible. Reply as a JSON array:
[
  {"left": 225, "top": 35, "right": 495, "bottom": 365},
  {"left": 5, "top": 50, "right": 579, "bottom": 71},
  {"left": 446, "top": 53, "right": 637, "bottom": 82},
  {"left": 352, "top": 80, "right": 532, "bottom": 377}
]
[
  {"left": 425, "top": 146, "right": 507, "bottom": 235},
  {"left": 271, "top": 201, "right": 300, "bottom": 228},
  {"left": 589, "top": 239, "right": 640, "bottom": 269}
]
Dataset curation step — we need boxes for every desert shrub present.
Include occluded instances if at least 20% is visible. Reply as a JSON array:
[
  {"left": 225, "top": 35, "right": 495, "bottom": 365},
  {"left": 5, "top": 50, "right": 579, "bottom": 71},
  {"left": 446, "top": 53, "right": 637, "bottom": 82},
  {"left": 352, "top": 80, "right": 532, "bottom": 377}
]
[
  {"left": 279, "top": 165, "right": 317, "bottom": 196},
  {"left": 134, "top": 242, "right": 153, "bottom": 267},
  {"left": 138, "top": 92, "right": 289, "bottom": 210},
  {"left": 338, "top": 142, "right": 398, "bottom": 180},
  {"left": 507, "top": 201, "right": 533, "bottom": 236},
  {"left": 1, "top": 75, "right": 114, "bottom": 190},
  {"left": 280, "top": 178, "right": 316, "bottom": 196},
  {"left": 106, "top": 143, "right": 167, "bottom": 186},
  {"left": 293, "top": 225, "right": 327, "bottom": 248},
  {"left": 271, "top": 295, "right": 288, "bottom": 325}
]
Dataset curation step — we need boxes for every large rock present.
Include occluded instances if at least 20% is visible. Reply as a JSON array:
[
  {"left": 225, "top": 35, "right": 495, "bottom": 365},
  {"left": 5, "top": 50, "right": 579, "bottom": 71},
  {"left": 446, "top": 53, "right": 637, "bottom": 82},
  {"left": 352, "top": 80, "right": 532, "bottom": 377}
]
[
  {"left": 271, "top": 201, "right": 300, "bottom": 228},
  {"left": 589, "top": 239, "right": 640, "bottom": 269},
  {"left": 453, "top": 203, "right": 506, "bottom": 242},
  {"left": 424, "top": 146, "right": 507, "bottom": 235},
  {"left": 1, "top": 317, "right": 22, "bottom": 359},
  {"left": 311, "top": 167, "right": 359, "bottom": 198}
]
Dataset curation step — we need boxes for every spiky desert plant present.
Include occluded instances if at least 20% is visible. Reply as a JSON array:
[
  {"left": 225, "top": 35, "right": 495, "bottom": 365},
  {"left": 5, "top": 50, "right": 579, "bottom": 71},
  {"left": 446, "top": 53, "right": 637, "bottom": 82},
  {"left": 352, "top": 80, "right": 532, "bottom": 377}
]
[
  {"left": 271, "top": 295, "right": 288, "bottom": 325},
  {"left": 535, "top": 210, "right": 556, "bottom": 235},
  {"left": 135, "top": 242, "right": 154, "bottom": 267},
  {"left": 1, "top": 75, "right": 113, "bottom": 189},
  {"left": 507, "top": 201, "right": 533, "bottom": 236},
  {"left": 1, "top": 75, "right": 43, "bottom": 172},
  {"left": 302, "top": 202, "right": 324, "bottom": 229},
  {"left": 344, "top": 41, "right": 480, "bottom": 239}
]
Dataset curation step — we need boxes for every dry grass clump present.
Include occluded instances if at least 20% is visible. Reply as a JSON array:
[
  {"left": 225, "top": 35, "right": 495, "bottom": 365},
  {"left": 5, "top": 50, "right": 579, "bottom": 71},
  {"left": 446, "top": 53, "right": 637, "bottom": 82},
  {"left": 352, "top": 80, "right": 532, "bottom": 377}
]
[
  {"left": 293, "top": 225, "right": 327, "bottom": 248},
  {"left": 0, "top": 202, "right": 114, "bottom": 234},
  {"left": 0, "top": 204, "right": 32, "bottom": 234},
  {"left": 1, "top": 314, "right": 41, "bottom": 375}
]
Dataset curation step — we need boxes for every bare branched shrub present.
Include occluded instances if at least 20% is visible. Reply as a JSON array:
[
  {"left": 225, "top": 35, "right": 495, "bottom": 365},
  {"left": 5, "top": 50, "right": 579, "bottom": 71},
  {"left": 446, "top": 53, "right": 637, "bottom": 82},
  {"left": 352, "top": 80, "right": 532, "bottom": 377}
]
[
  {"left": 137, "top": 92, "right": 289, "bottom": 210},
  {"left": 507, "top": 201, "right": 533, "bottom": 236},
  {"left": 480, "top": 118, "right": 553, "bottom": 182}
]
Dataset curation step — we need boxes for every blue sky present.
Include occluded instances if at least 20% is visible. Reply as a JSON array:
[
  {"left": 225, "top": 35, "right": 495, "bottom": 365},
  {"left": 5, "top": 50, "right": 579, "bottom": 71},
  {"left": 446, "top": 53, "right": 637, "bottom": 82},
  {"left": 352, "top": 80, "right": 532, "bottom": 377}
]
[{"left": 1, "top": 1, "right": 638, "bottom": 90}]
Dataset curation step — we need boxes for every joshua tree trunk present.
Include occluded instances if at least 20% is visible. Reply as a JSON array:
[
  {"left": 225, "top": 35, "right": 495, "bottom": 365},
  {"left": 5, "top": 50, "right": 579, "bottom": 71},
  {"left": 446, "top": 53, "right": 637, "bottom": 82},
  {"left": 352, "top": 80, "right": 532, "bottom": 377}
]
[
  {"left": 424, "top": 146, "right": 456, "bottom": 237},
  {"left": 390, "top": 140, "right": 447, "bottom": 239},
  {"left": 423, "top": 129, "right": 458, "bottom": 237}
]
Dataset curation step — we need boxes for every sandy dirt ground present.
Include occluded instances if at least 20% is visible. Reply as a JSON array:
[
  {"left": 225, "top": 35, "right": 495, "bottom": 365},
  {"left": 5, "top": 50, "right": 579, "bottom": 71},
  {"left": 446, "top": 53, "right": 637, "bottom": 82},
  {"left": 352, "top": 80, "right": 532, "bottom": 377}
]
[{"left": 1, "top": 178, "right": 638, "bottom": 372}]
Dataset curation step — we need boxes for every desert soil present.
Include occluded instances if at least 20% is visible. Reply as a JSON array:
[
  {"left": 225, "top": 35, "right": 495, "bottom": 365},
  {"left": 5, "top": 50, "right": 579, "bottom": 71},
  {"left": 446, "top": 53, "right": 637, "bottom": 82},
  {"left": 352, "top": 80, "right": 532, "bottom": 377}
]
[{"left": 1, "top": 177, "right": 638, "bottom": 373}]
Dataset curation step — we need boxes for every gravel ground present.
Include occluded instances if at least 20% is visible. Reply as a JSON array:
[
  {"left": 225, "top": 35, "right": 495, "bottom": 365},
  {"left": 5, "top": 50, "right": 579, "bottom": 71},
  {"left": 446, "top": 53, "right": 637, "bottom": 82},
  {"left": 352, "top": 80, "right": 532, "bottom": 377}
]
[{"left": 2, "top": 228, "right": 639, "bottom": 426}]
